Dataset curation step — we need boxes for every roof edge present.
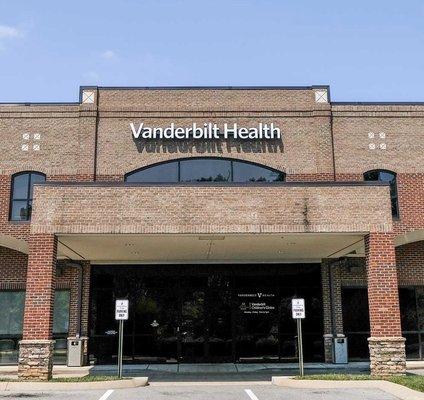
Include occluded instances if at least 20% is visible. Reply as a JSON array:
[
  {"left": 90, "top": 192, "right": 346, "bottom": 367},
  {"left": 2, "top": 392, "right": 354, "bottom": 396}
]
[{"left": 83, "top": 85, "right": 330, "bottom": 91}]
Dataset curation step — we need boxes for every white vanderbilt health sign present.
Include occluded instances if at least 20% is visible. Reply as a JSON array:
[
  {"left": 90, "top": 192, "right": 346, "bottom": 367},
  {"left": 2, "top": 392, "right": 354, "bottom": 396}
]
[
  {"left": 130, "top": 122, "right": 281, "bottom": 140},
  {"left": 291, "top": 298, "right": 305, "bottom": 319},
  {"left": 115, "top": 299, "right": 129, "bottom": 320}
]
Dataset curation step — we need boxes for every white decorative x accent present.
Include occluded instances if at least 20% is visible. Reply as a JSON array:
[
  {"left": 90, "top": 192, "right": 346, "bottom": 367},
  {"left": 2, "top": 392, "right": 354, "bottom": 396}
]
[
  {"left": 314, "top": 90, "right": 328, "bottom": 103},
  {"left": 368, "top": 132, "right": 387, "bottom": 151},
  {"left": 21, "top": 133, "right": 42, "bottom": 152},
  {"left": 82, "top": 90, "right": 95, "bottom": 104}
]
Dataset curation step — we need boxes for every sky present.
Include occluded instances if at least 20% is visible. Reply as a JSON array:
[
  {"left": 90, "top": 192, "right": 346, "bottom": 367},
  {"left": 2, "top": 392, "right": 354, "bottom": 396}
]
[{"left": 0, "top": 0, "right": 423, "bottom": 103}]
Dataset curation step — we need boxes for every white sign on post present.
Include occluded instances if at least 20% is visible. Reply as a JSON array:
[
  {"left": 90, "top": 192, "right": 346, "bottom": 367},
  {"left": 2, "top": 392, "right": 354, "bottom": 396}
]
[
  {"left": 115, "top": 299, "right": 129, "bottom": 320},
  {"left": 291, "top": 298, "right": 305, "bottom": 319}
]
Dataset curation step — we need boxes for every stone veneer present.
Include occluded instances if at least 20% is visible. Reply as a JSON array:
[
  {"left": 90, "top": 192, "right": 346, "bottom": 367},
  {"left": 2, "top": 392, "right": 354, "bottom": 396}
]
[
  {"left": 368, "top": 337, "right": 406, "bottom": 376},
  {"left": 18, "top": 340, "right": 55, "bottom": 380}
]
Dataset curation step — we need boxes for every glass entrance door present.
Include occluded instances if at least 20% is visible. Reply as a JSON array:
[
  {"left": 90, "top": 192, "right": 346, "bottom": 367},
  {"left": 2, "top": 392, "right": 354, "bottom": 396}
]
[
  {"left": 179, "top": 275, "right": 233, "bottom": 362},
  {"left": 205, "top": 275, "right": 233, "bottom": 362},
  {"left": 180, "top": 286, "right": 206, "bottom": 362},
  {"left": 132, "top": 286, "right": 179, "bottom": 363},
  {"left": 235, "top": 291, "right": 281, "bottom": 362},
  {"left": 89, "top": 264, "right": 323, "bottom": 364}
]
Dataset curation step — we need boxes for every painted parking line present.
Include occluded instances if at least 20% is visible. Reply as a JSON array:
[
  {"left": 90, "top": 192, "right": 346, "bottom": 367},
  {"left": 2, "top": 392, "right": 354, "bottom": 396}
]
[
  {"left": 244, "top": 388, "right": 260, "bottom": 400},
  {"left": 98, "top": 389, "right": 114, "bottom": 400}
]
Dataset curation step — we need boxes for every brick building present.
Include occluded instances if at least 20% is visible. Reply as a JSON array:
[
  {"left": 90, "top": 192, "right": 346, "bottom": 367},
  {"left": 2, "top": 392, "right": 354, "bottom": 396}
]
[{"left": 0, "top": 86, "right": 423, "bottom": 379}]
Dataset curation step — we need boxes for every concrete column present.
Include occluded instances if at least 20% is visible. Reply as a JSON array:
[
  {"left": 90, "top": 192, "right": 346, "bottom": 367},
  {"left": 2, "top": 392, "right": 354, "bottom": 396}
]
[
  {"left": 18, "top": 234, "right": 57, "bottom": 380},
  {"left": 365, "top": 232, "right": 406, "bottom": 376}
]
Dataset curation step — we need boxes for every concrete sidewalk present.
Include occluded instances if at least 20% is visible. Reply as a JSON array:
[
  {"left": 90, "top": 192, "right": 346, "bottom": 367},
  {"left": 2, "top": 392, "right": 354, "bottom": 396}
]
[
  {"left": 91, "top": 361, "right": 370, "bottom": 374},
  {"left": 273, "top": 377, "right": 424, "bottom": 400},
  {"left": 0, "top": 377, "right": 148, "bottom": 392},
  {"left": 0, "top": 364, "right": 91, "bottom": 380},
  {"left": 1, "top": 360, "right": 423, "bottom": 380},
  {"left": 0, "top": 362, "right": 369, "bottom": 380}
]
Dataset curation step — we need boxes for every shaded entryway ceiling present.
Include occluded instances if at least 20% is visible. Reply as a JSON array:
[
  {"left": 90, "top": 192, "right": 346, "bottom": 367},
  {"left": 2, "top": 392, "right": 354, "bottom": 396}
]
[{"left": 57, "top": 233, "right": 365, "bottom": 264}]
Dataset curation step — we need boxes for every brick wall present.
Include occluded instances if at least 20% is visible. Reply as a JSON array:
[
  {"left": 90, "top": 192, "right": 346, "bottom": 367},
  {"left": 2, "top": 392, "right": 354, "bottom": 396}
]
[
  {"left": 395, "top": 174, "right": 424, "bottom": 235},
  {"left": 397, "top": 241, "right": 424, "bottom": 285},
  {"left": 0, "top": 106, "right": 94, "bottom": 177},
  {"left": 97, "top": 87, "right": 327, "bottom": 110},
  {"left": 0, "top": 246, "right": 28, "bottom": 289},
  {"left": 332, "top": 105, "right": 424, "bottom": 175},
  {"left": 332, "top": 104, "right": 424, "bottom": 240},
  {"left": 95, "top": 113, "right": 334, "bottom": 178},
  {"left": 323, "top": 241, "right": 424, "bottom": 336},
  {"left": 0, "top": 246, "right": 90, "bottom": 337},
  {"left": 335, "top": 172, "right": 424, "bottom": 236},
  {"left": 30, "top": 183, "right": 393, "bottom": 235}
]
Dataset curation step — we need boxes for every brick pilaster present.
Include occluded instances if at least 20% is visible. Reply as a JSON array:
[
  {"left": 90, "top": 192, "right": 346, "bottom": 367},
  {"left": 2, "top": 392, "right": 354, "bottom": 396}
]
[
  {"left": 18, "top": 234, "right": 57, "bottom": 380},
  {"left": 365, "top": 232, "right": 406, "bottom": 376},
  {"left": 321, "top": 260, "right": 345, "bottom": 363}
]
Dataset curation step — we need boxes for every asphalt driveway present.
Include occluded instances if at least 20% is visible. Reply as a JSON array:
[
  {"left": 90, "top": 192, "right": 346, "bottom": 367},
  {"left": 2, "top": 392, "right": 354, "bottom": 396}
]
[{"left": 0, "top": 383, "right": 399, "bottom": 400}]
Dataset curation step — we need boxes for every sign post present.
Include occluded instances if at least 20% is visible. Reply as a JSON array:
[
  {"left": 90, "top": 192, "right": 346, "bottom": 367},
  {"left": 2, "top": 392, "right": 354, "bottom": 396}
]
[
  {"left": 115, "top": 299, "right": 129, "bottom": 379},
  {"left": 292, "top": 298, "right": 305, "bottom": 377}
]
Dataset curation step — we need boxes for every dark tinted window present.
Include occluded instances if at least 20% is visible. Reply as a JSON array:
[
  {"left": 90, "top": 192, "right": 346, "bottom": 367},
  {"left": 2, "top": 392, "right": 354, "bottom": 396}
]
[
  {"left": 180, "top": 159, "right": 231, "bottom": 182},
  {"left": 233, "top": 162, "right": 284, "bottom": 182},
  {"left": 342, "top": 286, "right": 424, "bottom": 360},
  {"left": 10, "top": 172, "right": 45, "bottom": 221},
  {"left": 399, "top": 287, "right": 424, "bottom": 359},
  {"left": 342, "top": 288, "right": 370, "bottom": 333},
  {"left": 364, "top": 170, "right": 398, "bottom": 217},
  {"left": 400, "top": 288, "right": 418, "bottom": 331},
  {"left": 12, "top": 174, "right": 29, "bottom": 199},
  {"left": 341, "top": 288, "right": 370, "bottom": 360},
  {"left": 53, "top": 290, "right": 70, "bottom": 334},
  {"left": 0, "top": 291, "right": 25, "bottom": 335},
  {"left": 125, "top": 158, "right": 285, "bottom": 183},
  {"left": 125, "top": 162, "right": 178, "bottom": 183}
]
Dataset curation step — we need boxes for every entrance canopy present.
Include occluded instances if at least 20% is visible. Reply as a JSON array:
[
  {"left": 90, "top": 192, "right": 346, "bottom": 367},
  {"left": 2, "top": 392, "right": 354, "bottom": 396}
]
[{"left": 28, "top": 180, "right": 388, "bottom": 263}]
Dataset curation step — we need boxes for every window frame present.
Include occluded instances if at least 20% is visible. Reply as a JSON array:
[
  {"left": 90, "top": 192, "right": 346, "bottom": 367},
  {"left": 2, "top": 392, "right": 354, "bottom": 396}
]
[
  {"left": 341, "top": 285, "right": 424, "bottom": 361},
  {"left": 398, "top": 286, "right": 424, "bottom": 360},
  {"left": 53, "top": 289, "right": 71, "bottom": 336},
  {"left": 0, "top": 289, "right": 25, "bottom": 338},
  {"left": 9, "top": 171, "right": 46, "bottom": 222},
  {"left": 363, "top": 169, "right": 399, "bottom": 219},
  {"left": 124, "top": 157, "right": 286, "bottom": 183}
]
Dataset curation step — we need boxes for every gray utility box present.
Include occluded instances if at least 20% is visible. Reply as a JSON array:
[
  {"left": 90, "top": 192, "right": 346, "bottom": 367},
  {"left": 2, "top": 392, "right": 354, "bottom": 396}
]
[
  {"left": 67, "top": 338, "right": 84, "bottom": 367},
  {"left": 333, "top": 335, "right": 348, "bottom": 364}
]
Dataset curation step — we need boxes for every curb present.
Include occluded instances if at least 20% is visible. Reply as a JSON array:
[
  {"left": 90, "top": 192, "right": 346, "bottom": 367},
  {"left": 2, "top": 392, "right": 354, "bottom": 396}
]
[
  {"left": 272, "top": 377, "right": 424, "bottom": 400},
  {"left": 0, "top": 377, "right": 148, "bottom": 391}
]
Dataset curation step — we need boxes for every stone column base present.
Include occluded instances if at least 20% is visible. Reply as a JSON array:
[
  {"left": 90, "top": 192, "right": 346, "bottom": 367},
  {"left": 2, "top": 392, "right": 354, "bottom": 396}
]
[
  {"left": 368, "top": 337, "right": 406, "bottom": 376},
  {"left": 18, "top": 340, "right": 55, "bottom": 380}
]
